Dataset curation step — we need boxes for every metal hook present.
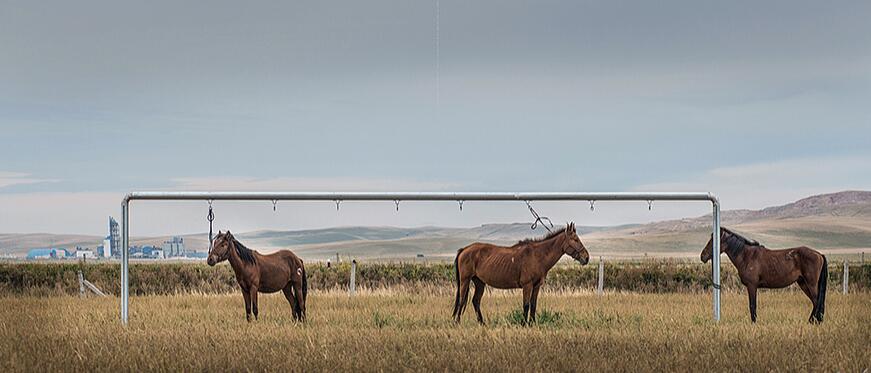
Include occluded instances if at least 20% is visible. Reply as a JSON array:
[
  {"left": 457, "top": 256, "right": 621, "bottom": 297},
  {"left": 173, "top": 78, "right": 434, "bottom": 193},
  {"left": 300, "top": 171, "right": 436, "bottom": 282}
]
[
  {"left": 335, "top": 200, "right": 341, "bottom": 211},
  {"left": 525, "top": 200, "right": 554, "bottom": 233},
  {"left": 394, "top": 200, "right": 400, "bottom": 211},
  {"left": 590, "top": 201, "right": 596, "bottom": 211},
  {"left": 206, "top": 200, "right": 215, "bottom": 254},
  {"left": 647, "top": 200, "right": 653, "bottom": 211},
  {"left": 458, "top": 200, "right": 464, "bottom": 211},
  {"left": 272, "top": 199, "right": 277, "bottom": 212}
]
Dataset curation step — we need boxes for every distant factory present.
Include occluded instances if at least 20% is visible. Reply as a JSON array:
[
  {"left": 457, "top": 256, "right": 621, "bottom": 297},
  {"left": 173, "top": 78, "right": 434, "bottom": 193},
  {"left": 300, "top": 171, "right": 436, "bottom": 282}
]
[{"left": 24, "top": 216, "right": 205, "bottom": 261}]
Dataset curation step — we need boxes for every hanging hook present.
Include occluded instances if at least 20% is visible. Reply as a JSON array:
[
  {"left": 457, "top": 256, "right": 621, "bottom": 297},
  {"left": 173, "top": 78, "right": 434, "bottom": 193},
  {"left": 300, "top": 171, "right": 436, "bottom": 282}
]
[
  {"left": 647, "top": 200, "right": 653, "bottom": 211},
  {"left": 525, "top": 200, "right": 554, "bottom": 233},
  {"left": 590, "top": 200, "right": 596, "bottom": 211},
  {"left": 335, "top": 199, "right": 342, "bottom": 211},
  {"left": 458, "top": 200, "right": 464, "bottom": 211},
  {"left": 394, "top": 200, "right": 401, "bottom": 212},
  {"left": 207, "top": 200, "right": 215, "bottom": 254},
  {"left": 272, "top": 199, "right": 278, "bottom": 212}
]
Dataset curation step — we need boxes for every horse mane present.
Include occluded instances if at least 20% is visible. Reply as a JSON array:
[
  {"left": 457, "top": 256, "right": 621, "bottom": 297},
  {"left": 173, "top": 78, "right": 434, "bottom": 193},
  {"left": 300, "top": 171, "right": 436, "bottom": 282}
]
[
  {"left": 722, "top": 228, "right": 759, "bottom": 246},
  {"left": 516, "top": 226, "right": 567, "bottom": 246},
  {"left": 722, "top": 228, "right": 760, "bottom": 253},
  {"left": 231, "top": 237, "right": 257, "bottom": 265}
]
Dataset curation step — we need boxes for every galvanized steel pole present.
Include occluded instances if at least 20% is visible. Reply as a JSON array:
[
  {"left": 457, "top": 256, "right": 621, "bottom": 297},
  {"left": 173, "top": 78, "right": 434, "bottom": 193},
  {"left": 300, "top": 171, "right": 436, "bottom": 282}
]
[
  {"left": 712, "top": 200, "right": 721, "bottom": 321},
  {"left": 121, "top": 199, "right": 129, "bottom": 324}
]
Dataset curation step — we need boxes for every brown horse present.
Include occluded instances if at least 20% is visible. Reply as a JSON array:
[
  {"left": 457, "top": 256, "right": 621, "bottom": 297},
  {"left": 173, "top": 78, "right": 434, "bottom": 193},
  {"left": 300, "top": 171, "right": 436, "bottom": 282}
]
[
  {"left": 453, "top": 223, "right": 590, "bottom": 325},
  {"left": 701, "top": 227, "right": 827, "bottom": 323},
  {"left": 207, "top": 231, "right": 307, "bottom": 322}
]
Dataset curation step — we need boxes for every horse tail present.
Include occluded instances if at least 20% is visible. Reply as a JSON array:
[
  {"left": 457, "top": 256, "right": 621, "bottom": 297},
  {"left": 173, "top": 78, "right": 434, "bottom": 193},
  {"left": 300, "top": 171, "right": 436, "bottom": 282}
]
[
  {"left": 816, "top": 254, "right": 827, "bottom": 322},
  {"left": 452, "top": 248, "right": 465, "bottom": 318}
]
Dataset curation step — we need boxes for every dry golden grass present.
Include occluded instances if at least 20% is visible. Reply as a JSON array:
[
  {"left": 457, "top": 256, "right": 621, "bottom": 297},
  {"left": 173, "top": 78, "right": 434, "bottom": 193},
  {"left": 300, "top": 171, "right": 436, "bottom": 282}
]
[{"left": 1, "top": 290, "right": 868, "bottom": 372}]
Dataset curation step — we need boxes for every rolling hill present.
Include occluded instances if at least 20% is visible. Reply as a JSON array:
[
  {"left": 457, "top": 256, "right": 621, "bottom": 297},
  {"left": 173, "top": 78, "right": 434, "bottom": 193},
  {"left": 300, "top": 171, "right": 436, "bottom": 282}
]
[{"left": 2, "top": 191, "right": 870, "bottom": 259}]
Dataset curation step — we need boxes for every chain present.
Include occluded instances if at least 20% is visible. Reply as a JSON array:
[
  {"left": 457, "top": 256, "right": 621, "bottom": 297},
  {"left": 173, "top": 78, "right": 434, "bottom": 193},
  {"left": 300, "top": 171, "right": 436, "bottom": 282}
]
[
  {"left": 525, "top": 201, "right": 553, "bottom": 233},
  {"left": 207, "top": 200, "right": 214, "bottom": 254}
]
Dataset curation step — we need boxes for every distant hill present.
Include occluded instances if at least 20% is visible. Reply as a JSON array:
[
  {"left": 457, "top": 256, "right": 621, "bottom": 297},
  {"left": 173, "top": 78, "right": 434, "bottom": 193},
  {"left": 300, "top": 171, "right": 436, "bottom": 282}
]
[{"left": 2, "top": 191, "right": 870, "bottom": 259}]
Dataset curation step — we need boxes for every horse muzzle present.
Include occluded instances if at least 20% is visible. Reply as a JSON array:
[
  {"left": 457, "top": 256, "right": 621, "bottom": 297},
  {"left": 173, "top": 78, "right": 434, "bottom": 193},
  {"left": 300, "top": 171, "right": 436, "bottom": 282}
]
[{"left": 207, "top": 257, "right": 216, "bottom": 266}]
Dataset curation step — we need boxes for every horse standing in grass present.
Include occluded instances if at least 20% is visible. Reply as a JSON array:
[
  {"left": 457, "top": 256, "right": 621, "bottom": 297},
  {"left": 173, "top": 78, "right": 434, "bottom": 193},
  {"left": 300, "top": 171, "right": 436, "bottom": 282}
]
[
  {"left": 700, "top": 227, "right": 828, "bottom": 324},
  {"left": 207, "top": 231, "right": 308, "bottom": 322},
  {"left": 453, "top": 223, "right": 590, "bottom": 325}
]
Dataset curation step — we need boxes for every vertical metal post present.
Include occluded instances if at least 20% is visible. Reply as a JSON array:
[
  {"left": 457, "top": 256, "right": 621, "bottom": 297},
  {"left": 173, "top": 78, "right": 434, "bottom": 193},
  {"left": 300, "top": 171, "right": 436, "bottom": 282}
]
[
  {"left": 349, "top": 259, "right": 357, "bottom": 296},
  {"left": 597, "top": 256, "right": 604, "bottom": 296},
  {"left": 712, "top": 201, "right": 721, "bottom": 322},
  {"left": 121, "top": 200, "right": 129, "bottom": 325},
  {"left": 843, "top": 259, "right": 849, "bottom": 295}
]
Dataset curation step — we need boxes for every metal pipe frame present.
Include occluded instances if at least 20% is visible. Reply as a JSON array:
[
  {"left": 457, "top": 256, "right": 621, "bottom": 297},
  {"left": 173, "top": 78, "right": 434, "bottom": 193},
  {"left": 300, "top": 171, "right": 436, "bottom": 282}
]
[{"left": 120, "top": 191, "right": 721, "bottom": 324}]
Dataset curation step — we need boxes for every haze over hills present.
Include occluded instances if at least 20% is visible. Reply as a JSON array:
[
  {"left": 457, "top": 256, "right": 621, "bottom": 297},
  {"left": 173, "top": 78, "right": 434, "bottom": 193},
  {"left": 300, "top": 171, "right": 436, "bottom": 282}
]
[{"left": 2, "top": 191, "right": 870, "bottom": 259}]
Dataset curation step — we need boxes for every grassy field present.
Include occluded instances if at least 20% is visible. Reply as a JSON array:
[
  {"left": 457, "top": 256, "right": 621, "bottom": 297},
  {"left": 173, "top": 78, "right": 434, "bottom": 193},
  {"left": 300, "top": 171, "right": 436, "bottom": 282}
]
[{"left": 1, "top": 290, "right": 868, "bottom": 372}]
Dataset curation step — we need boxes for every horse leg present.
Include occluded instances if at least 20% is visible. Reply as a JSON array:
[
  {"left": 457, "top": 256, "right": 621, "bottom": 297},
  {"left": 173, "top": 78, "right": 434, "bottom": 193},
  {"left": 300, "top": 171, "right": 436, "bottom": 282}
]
[
  {"left": 797, "top": 278, "right": 818, "bottom": 324},
  {"left": 242, "top": 289, "right": 252, "bottom": 322},
  {"left": 250, "top": 287, "right": 259, "bottom": 321},
  {"left": 471, "top": 277, "right": 486, "bottom": 325},
  {"left": 530, "top": 281, "right": 542, "bottom": 324},
  {"left": 455, "top": 277, "right": 472, "bottom": 323},
  {"left": 293, "top": 281, "right": 306, "bottom": 322},
  {"left": 747, "top": 285, "right": 758, "bottom": 323},
  {"left": 282, "top": 285, "right": 300, "bottom": 321},
  {"left": 522, "top": 284, "right": 533, "bottom": 326}
]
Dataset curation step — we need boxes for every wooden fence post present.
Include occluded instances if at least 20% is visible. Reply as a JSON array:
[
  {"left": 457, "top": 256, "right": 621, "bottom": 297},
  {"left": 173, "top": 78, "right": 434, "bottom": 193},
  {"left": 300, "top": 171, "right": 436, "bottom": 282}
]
[
  {"left": 597, "top": 256, "right": 604, "bottom": 296},
  {"left": 843, "top": 259, "right": 849, "bottom": 295},
  {"left": 350, "top": 259, "right": 357, "bottom": 296},
  {"left": 78, "top": 270, "right": 85, "bottom": 298}
]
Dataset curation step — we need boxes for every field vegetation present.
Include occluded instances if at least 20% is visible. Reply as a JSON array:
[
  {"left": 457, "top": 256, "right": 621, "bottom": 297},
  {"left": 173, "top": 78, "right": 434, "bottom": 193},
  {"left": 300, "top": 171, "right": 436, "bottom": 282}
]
[
  {"left": 0, "top": 261, "right": 868, "bottom": 296},
  {"left": 1, "top": 290, "right": 868, "bottom": 372}
]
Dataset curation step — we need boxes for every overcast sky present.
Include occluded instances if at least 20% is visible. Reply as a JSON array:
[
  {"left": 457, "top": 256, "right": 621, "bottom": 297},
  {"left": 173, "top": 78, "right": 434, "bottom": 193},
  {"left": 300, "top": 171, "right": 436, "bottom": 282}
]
[{"left": 2, "top": 0, "right": 870, "bottom": 236}]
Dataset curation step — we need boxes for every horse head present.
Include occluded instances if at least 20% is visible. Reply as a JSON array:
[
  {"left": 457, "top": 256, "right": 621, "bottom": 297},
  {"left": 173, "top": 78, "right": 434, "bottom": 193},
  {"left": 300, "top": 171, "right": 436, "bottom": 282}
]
[
  {"left": 700, "top": 227, "right": 757, "bottom": 263},
  {"left": 563, "top": 223, "right": 590, "bottom": 265},
  {"left": 207, "top": 230, "right": 233, "bottom": 266}
]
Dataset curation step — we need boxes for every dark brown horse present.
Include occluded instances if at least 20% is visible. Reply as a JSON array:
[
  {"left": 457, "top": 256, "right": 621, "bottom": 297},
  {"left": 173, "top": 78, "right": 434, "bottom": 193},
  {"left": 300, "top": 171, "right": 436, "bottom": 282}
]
[
  {"left": 207, "top": 231, "right": 307, "bottom": 322},
  {"left": 701, "top": 227, "right": 828, "bottom": 323},
  {"left": 453, "top": 223, "right": 590, "bottom": 325}
]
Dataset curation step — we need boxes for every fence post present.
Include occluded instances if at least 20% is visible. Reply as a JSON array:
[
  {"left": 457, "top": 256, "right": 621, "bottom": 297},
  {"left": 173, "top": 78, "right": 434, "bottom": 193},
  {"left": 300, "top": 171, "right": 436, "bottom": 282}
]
[
  {"left": 597, "top": 256, "right": 604, "bottom": 296},
  {"left": 861, "top": 251, "right": 865, "bottom": 264},
  {"left": 350, "top": 259, "right": 357, "bottom": 296},
  {"left": 842, "top": 259, "right": 848, "bottom": 295},
  {"left": 78, "top": 270, "right": 85, "bottom": 298}
]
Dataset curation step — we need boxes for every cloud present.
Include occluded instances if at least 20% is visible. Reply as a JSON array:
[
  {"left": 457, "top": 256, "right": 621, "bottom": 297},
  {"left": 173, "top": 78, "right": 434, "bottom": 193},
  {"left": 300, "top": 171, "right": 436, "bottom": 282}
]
[
  {"left": 631, "top": 155, "right": 871, "bottom": 209},
  {"left": 0, "top": 172, "right": 58, "bottom": 189},
  {"left": 168, "top": 176, "right": 464, "bottom": 192}
]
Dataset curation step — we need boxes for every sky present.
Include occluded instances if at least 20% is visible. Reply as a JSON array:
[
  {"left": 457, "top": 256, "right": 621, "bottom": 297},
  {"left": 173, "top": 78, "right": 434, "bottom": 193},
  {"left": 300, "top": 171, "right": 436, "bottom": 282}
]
[{"left": 1, "top": 0, "right": 870, "bottom": 236}]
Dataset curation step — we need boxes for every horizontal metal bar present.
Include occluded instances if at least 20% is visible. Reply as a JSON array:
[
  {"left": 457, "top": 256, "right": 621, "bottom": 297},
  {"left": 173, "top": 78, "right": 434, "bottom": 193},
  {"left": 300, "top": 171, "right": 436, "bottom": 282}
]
[{"left": 125, "top": 191, "right": 717, "bottom": 203}]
